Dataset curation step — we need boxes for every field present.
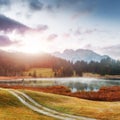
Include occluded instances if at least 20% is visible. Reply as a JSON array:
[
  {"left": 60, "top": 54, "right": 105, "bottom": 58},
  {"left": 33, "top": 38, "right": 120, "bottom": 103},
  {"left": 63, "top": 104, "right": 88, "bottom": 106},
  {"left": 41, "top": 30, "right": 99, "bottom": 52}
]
[
  {"left": 24, "top": 68, "right": 54, "bottom": 77},
  {"left": 1, "top": 85, "right": 120, "bottom": 101},
  {"left": 83, "top": 73, "right": 120, "bottom": 79},
  {"left": 0, "top": 87, "right": 120, "bottom": 120},
  {"left": 24, "top": 90, "right": 120, "bottom": 120},
  {"left": 0, "top": 89, "right": 56, "bottom": 120}
]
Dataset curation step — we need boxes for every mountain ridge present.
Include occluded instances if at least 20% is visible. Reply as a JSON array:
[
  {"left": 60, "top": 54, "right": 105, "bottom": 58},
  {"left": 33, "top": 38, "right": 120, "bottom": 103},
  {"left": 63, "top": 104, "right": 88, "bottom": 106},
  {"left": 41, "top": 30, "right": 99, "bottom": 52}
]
[
  {"left": 0, "top": 48, "right": 111, "bottom": 63},
  {"left": 53, "top": 49, "right": 110, "bottom": 62}
]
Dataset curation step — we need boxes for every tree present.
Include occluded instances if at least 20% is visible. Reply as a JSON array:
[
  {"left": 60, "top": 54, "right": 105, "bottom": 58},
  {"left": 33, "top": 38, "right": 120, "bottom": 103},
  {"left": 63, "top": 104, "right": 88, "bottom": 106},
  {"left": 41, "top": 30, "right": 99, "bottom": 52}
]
[{"left": 33, "top": 70, "right": 37, "bottom": 77}]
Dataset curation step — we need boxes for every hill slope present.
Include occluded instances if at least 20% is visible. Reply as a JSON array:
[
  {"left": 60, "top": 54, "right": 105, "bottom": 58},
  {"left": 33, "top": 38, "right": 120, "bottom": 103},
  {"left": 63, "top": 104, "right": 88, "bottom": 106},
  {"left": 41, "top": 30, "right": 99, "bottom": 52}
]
[
  {"left": 25, "top": 90, "right": 120, "bottom": 120},
  {"left": 0, "top": 89, "right": 56, "bottom": 120},
  {"left": 0, "top": 88, "right": 120, "bottom": 120}
]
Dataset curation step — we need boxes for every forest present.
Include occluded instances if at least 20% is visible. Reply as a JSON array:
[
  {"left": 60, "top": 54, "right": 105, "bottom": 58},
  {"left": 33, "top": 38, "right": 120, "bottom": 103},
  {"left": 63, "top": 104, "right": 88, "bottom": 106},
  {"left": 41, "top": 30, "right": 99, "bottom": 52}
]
[{"left": 0, "top": 51, "right": 120, "bottom": 77}]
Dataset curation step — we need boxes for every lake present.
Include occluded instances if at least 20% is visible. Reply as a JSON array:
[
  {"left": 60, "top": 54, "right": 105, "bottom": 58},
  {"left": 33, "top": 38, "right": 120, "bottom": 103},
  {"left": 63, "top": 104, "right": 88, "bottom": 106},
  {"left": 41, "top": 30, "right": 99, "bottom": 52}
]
[{"left": 23, "top": 77, "right": 120, "bottom": 92}]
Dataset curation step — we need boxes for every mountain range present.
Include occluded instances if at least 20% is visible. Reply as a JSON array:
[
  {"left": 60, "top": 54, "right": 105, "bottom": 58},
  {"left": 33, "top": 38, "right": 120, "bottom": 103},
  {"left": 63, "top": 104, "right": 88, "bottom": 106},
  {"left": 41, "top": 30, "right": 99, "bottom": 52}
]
[
  {"left": 0, "top": 48, "right": 110, "bottom": 63},
  {"left": 53, "top": 49, "right": 110, "bottom": 62}
]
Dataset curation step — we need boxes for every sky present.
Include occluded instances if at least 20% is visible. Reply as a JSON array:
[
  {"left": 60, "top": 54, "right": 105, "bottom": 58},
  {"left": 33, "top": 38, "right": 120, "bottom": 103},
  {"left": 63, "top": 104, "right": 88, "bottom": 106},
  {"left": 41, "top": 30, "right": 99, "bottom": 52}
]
[{"left": 0, "top": 0, "right": 120, "bottom": 59}]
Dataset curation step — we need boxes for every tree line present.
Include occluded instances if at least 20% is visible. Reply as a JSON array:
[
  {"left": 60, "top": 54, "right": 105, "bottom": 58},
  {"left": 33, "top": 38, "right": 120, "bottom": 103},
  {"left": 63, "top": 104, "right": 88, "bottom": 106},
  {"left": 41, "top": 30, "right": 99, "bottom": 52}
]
[
  {"left": 53, "top": 57, "right": 120, "bottom": 77},
  {"left": 74, "top": 58, "right": 120, "bottom": 76},
  {"left": 0, "top": 51, "right": 120, "bottom": 77}
]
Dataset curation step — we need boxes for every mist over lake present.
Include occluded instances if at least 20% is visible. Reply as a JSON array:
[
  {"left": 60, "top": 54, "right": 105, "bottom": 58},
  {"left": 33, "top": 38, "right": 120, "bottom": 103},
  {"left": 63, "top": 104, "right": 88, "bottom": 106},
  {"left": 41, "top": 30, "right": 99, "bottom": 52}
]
[{"left": 21, "top": 77, "right": 120, "bottom": 92}]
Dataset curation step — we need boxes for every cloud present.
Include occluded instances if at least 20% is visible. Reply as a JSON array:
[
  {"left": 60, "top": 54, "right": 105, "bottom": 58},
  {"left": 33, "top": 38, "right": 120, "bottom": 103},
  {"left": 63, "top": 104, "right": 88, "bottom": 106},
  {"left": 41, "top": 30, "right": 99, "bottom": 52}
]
[
  {"left": 47, "top": 34, "right": 58, "bottom": 41},
  {"left": 46, "top": 4, "right": 54, "bottom": 11},
  {"left": 0, "top": 0, "right": 11, "bottom": 6},
  {"left": 36, "top": 24, "right": 48, "bottom": 32},
  {"left": 74, "top": 28, "right": 98, "bottom": 36},
  {"left": 74, "top": 29, "right": 81, "bottom": 36},
  {"left": 0, "top": 14, "right": 29, "bottom": 34},
  {"left": 0, "top": 0, "right": 44, "bottom": 11},
  {"left": 0, "top": 35, "right": 19, "bottom": 47},
  {"left": 52, "top": 0, "right": 96, "bottom": 12},
  {"left": 26, "top": 0, "right": 96, "bottom": 14},
  {"left": 55, "top": 0, "right": 82, "bottom": 7},
  {"left": 84, "top": 28, "right": 107, "bottom": 34},
  {"left": 103, "top": 45, "right": 120, "bottom": 54},
  {"left": 99, "top": 45, "right": 120, "bottom": 59},
  {"left": 71, "top": 8, "right": 94, "bottom": 20},
  {"left": 84, "top": 44, "right": 93, "bottom": 49},
  {"left": 0, "top": 0, "right": 11, "bottom": 11},
  {"left": 29, "top": 0, "right": 44, "bottom": 11},
  {"left": 29, "top": 0, "right": 44, "bottom": 10},
  {"left": 63, "top": 33, "right": 71, "bottom": 38},
  {"left": 84, "top": 29, "right": 96, "bottom": 34},
  {"left": 0, "top": 14, "right": 48, "bottom": 34},
  {"left": 0, "top": 0, "right": 96, "bottom": 16}
]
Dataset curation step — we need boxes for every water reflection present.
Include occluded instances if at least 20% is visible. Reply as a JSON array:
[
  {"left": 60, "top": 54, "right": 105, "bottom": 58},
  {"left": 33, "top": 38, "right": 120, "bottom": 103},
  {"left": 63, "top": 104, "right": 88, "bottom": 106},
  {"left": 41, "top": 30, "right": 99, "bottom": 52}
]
[
  {"left": 53, "top": 77, "right": 120, "bottom": 92},
  {"left": 1, "top": 77, "right": 119, "bottom": 92},
  {"left": 24, "top": 77, "right": 120, "bottom": 92}
]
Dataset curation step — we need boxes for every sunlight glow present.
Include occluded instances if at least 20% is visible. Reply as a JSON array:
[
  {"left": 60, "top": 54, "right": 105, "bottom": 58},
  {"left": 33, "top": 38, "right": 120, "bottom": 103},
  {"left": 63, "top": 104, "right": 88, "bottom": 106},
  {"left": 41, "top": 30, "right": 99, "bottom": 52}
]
[
  {"left": 21, "top": 36, "right": 47, "bottom": 53},
  {"left": 21, "top": 42, "right": 44, "bottom": 54},
  {"left": 7, "top": 31, "right": 49, "bottom": 54}
]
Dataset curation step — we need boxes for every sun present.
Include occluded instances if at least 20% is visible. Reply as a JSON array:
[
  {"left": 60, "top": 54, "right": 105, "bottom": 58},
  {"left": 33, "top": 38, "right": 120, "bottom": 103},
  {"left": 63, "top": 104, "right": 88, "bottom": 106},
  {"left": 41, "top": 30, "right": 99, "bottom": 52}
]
[
  {"left": 19, "top": 37, "right": 53, "bottom": 54},
  {"left": 19, "top": 33, "right": 51, "bottom": 54},
  {"left": 21, "top": 45, "right": 42, "bottom": 54},
  {"left": 7, "top": 31, "right": 50, "bottom": 54},
  {"left": 21, "top": 40, "right": 47, "bottom": 54}
]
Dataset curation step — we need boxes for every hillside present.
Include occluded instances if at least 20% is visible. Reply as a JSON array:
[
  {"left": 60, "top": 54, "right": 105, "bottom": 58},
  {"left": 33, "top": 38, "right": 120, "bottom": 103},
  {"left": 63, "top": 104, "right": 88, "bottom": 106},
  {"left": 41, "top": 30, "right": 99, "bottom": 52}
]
[
  {"left": 0, "top": 50, "right": 70, "bottom": 76},
  {"left": 0, "top": 88, "right": 120, "bottom": 120},
  {"left": 0, "top": 49, "right": 119, "bottom": 77},
  {"left": 24, "top": 90, "right": 120, "bottom": 120},
  {"left": 53, "top": 49, "right": 109, "bottom": 62},
  {"left": 0, "top": 89, "right": 56, "bottom": 120}
]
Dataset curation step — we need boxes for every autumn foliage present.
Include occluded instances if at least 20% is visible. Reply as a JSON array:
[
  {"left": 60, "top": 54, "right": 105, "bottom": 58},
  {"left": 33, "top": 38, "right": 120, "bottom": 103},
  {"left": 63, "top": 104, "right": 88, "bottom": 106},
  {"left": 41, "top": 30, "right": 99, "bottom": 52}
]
[{"left": 0, "top": 84, "right": 120, "bottom": 101}]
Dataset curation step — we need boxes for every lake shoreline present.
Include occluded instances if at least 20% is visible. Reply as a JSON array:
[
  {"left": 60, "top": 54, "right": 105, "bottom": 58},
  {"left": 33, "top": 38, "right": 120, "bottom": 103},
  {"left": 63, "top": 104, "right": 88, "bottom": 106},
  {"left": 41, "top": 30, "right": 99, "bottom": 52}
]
[
  {"left": 0, "top": 84, "right": 120, "bottom": 101},
  {"left": 0, "top": 74, "right": 120, "bottom": 80}
]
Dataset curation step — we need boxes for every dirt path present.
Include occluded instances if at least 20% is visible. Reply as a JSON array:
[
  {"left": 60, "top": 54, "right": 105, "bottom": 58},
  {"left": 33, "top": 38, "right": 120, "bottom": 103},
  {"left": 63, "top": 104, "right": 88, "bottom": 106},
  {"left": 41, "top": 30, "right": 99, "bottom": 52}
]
[{"left": 3, "top": 88, "right": 96, "bottom": 120}]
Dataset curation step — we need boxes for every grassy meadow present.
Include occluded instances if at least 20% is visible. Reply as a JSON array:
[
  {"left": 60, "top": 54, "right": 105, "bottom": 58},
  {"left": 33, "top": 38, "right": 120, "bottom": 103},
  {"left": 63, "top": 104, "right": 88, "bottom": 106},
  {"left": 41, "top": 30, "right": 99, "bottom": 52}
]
[
  {"left": 0, "top": 88, "right": 120, "bottom": 120},
  {"left": 0, "top": 89, "right": 57, "bottom": 120},
  {"left": 24, "top": 90, "right": 120, "bottom": 120},
  {"left": 24, "top": 68, "right": 54, "bottom": 77}
]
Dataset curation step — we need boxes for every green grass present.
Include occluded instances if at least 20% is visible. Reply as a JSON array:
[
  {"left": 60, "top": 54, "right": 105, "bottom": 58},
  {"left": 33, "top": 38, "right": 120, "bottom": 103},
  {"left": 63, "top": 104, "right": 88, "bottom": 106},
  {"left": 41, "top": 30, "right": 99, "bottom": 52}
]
[
  {"left": 24, "top": 90, "right": 120, "bottom": 120},
  {"left": 0, "top": 89, "right": 56, "bottom": 120},
  {"left": 24, "top": 68, "right": 54, "bottom": 77}
]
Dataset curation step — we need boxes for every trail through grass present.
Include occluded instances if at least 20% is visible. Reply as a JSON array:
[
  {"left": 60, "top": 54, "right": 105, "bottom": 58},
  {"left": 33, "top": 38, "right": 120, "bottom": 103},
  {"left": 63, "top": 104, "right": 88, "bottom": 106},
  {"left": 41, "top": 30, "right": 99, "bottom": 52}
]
[
  {"left": 0, "top": 89, "right": 56, "bottom": 120},
  {"left": 24, "top": 90, "right": 120, "bottom": 120}
]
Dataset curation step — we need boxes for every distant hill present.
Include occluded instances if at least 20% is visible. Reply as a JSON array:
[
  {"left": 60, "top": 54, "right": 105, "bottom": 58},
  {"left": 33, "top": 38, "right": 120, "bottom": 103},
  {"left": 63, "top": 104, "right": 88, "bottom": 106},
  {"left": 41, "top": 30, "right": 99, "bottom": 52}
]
[
  {"left": 53, "top": 49, "right": 110, "bottom": 62},
  {"left": 0, "top": 49, "right": 119, "bottom": 77},
  {"left": 0, "top": 50, "right": 71, "bottom": 76}
]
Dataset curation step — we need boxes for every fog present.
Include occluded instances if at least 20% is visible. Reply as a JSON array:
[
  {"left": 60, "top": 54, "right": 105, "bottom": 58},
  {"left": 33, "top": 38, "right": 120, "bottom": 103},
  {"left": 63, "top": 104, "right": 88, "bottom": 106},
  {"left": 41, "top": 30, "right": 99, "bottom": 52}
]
[{"left": 24, "top": 77, "right": 120, "bottom": 92}]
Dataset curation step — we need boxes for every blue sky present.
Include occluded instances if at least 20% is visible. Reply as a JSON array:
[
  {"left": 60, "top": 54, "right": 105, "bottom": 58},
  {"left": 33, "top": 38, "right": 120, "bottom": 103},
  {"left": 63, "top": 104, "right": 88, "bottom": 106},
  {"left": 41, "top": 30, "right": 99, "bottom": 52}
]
[{"left": 0, "top": 0, "right": 120, "bottom": 59}]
